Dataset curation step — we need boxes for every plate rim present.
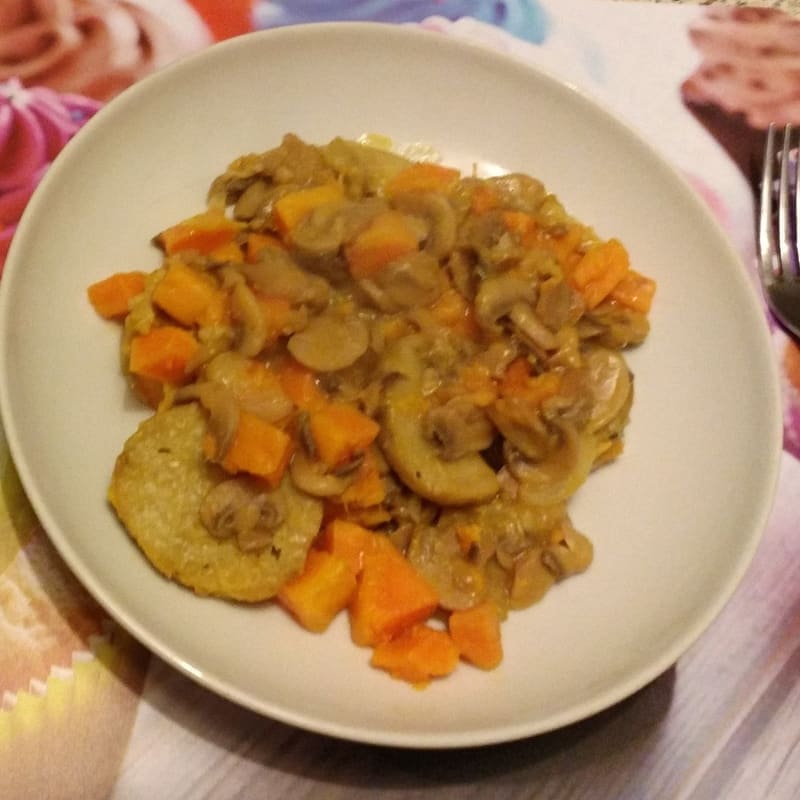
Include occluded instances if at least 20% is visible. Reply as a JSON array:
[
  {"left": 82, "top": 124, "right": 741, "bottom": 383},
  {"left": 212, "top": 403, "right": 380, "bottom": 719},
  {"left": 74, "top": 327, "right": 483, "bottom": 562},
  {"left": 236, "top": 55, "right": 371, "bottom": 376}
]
[{"left": 0, "top": 21, "right": 784, "bottom": 748}]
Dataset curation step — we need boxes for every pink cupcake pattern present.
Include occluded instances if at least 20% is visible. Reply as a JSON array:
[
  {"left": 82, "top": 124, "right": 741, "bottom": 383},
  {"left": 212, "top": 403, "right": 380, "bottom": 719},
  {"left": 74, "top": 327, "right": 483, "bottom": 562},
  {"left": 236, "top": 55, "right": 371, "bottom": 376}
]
[
  {"left": 0, "top": 0, "right": 212, "bottom": 102},
  {"left": 681, "top": 7, "right": 800, "bottom": 461},
  {"left": 0, "top": 78, "right": 100, "bottom": 272}
]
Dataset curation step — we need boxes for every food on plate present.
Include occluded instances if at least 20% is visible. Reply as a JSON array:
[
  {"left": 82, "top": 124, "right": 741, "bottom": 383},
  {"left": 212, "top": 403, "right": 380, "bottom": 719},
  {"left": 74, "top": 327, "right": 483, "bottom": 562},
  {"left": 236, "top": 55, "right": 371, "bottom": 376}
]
[
  {"left": 108, "top": 403, "right": 323, "bottom": 601},
  {"left": 90, "top": 133, "right": 654, "bottom": 685}
]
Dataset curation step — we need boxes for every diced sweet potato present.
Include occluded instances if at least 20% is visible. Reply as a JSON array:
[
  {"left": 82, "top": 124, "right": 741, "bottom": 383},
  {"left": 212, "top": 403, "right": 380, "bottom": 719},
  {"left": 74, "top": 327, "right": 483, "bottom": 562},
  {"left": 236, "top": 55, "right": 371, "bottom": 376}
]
[
  {"left": 469, "top": 183, "right": 500, "bottom": 215},
  {"left": 568, "top": 238, "right": 630, "bottom": 310},
  {"left": 87, "top": 271, "right": 146, "bottom": 319},
  {"left": 208, "top": 241, "right": 245, "bottom": 263},
  {"left": 384, "top": 162, "right": 460, "bottom": 197},
  {"left": 273, "top": 183, "right": 344, "bottom": 235},
  {"left": 344, "top": 210, "right": 420, "bottom": 279},
  {"left": 246, "top": 232, "right": 285, "bottom": 263},
  {"left": 608, "top": 269, "right": 656, "bottom": 313},
  {"left": 277, "top": 359, "right": 327, "bottom": 411},
  {"left": 308, "top": 403, "right": 380, "bottom": 467},
  {"left": 499, "top": 358, "right": 562, "bottom": 405},
  {"left": 157, "top": 210, "right": 243, "bottom": 255},
  {"left": 337, "top": 449, "right": 386, "bottom": 509},
  {"left": 349, "top": 535, "right": 439, "bottom": 647},
  {"left": 254, "top": 293, "right": 294, "bottom": 346},
  {"left": 501, "top": 210, "right": 538, "bottom": 239},
  {"left": 448, "top": 601, "right": 503, "bottom": 670},
  {"left": 371, "top": 624, "right": 460, "bottom": 686},
  {"left": 430, "top": 287, "right": 480, "bottom": 340},
  {"left": 207, "top": 410, "right": 293, "bottom": 488},
  {"left": 278, "top": 549, "right": 357, "bottom": 632},
  {"left": 320, "top": 519, "right": 374, "bottom": 575},
  {"left": 152, "top": 259, "right": 228, "bottom": 326},
  {"left": 128, "top": 325, "right": 199, "bottom": 384}
]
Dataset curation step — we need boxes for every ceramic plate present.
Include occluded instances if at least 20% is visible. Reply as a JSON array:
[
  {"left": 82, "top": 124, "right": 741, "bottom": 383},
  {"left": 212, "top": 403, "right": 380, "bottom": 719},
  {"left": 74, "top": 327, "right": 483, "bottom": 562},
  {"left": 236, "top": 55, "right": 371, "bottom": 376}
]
[{"left": 0, "top": 23, "right": 782, "bottom": 747}]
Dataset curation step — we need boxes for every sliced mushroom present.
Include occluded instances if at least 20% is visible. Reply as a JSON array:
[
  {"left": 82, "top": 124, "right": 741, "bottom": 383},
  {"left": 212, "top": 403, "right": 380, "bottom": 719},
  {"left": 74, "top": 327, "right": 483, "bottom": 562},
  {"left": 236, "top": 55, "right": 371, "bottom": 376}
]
[
  {"left": 223, "top": 267, "right": 268, "bottom": 357},
  {"left": 508, "top": 302, "right": 559, "bottom": 351},
  {"left": 322, "top": 137, "right": 410, "bottom": 196},
  {"left": 187, "top": 323, "right": 237, "bottom": 374},
  {"left": 539, "top": 366, "right": 593, "bottom": 428},
  {"left": 193, "top": 382, "right": 240, "bottom": 459},
  {"left": 369, "top": 251, "right": 445, "bottom": 310},
  {"left": 356, "top": 277, "right": 396, "bottom": 313},
  {"left": 473, "top": 340, "right": 521, "bottom": 377},
  {"left": 291, "top": 197, "right": 387, "bottom": 258},
  {"left": 536, "top": 277, "right": 583, "bottom": 331},
  {"left": 487, "top": 396, "right": 557, "bottom": 461},
  {"left": 542, "top": 525, "right": 593, "bottom": 578},
  {"left": 458, "top": 212, "right": 522, "bottom": 270},
  {"left": 236, "top": 249, "right": 330, "bottom": 310},
  {"left": 583, "top": 346, "right": 633, "bottom": 433},
  {"left": 235, "top": 493, "right": 287, "bottom": 552},
  {"left": 290, "top": 202, "right": 348, "bottom": 257},
  {"left": 484, "top": 173, "right": 546, "bottom": 213},
  {"left": 233, "top": 178, "right": 271, "bottom": 220},
  {"left": 289, "top": 449, "right": 353, "bottom": 497},
  {"left": 504, "top": 424, "right": 596, "bottom": 506},
  {"left": 406, "top": 523, "right": 487, "bottom": 611},
  {"left": 474, "top": 273, "right": 537, "bottom": 334},
  {"left": 379, "top": 335, "right": 499, "bottom": 505},
  {"left": 509, "top": 548, "right": 555, "bottom": 608},
  {"left": 447, "top": 249, "right": 477, "bottom": 299},
  {"left": 392, "top": 192, "right": 457, "bottom": 259},
  {"left": 202, "top": 351, "right": 294, "bottom": 423},
  {"left": 200, "top": 479, "right": 249, "bottom": 539},
  {"left": 584, "top": 303, "right": 650, "bottom": 349},
  {"left": 200, "top": 477, "right": 291, "bottom": 553},
  {"left": 535, "top": 192, "right": 571, "bottom": 228},
  {"left": 423, "top": 397, "right": 495, "bottom": 460},
  {"left": 287, "top": 311, "right": 370, "bottom": 372}
]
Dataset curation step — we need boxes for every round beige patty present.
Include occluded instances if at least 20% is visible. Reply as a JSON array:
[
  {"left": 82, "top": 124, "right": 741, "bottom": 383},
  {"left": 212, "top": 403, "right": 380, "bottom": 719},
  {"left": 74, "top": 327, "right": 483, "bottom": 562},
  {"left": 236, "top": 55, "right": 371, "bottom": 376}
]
[{"left": 108, "top": 403, "right": 322, "bottom": 602}]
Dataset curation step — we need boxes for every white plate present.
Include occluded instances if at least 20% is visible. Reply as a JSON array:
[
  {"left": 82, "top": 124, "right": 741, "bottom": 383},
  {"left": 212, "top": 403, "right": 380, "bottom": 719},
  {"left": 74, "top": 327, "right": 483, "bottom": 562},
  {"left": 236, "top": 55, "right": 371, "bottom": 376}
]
[{"left": 0, "top": 23, "right": 782, "bottom": 747}]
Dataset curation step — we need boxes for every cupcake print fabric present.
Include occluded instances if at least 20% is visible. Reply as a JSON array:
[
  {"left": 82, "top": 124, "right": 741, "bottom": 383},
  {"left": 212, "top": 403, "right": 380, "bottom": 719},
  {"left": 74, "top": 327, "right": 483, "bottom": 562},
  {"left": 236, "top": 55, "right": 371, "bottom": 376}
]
[{"left": 0, "top": 3, "right": 798, "bottom": 796}]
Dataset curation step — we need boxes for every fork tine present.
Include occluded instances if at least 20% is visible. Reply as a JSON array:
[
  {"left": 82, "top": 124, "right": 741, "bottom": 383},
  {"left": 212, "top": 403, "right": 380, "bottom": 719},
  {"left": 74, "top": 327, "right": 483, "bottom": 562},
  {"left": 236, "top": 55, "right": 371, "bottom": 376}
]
[
  {"left": 758, "top": 124, "right": 778, "bottom": 284},
  {"left": 777, "top": 124, "right": 799, "bottom": 278},
  {"left": 758, "top": 124, "right": 800, "bottom": 339},
  {"left": 794, "top": 129, "right": 800, "bottom": 279},
  {"left": 777, "top": 125, "right": 792, "bottom": 277}
]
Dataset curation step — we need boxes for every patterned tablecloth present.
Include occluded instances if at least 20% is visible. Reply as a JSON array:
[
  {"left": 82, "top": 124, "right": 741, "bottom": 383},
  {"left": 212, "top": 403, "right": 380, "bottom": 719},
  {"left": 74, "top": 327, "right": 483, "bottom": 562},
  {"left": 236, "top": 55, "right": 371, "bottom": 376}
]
[
  {"left": 1, "top": 2, "right": 799, "bottom": 799},
  {"left": 631, "top": 0, "right": 800, "bottom": 13}
]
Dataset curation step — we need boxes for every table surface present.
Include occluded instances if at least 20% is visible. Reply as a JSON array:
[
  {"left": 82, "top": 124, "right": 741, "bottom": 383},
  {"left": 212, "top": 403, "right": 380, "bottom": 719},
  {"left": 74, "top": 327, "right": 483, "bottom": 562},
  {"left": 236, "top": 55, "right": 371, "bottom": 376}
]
[{"left": 1, "top": 2, "right": 799, "bottom": 799}]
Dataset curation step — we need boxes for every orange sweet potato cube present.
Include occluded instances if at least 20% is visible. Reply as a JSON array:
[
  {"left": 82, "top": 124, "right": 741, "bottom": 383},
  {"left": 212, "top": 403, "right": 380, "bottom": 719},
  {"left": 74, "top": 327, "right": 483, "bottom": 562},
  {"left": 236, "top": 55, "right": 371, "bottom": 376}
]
[
  {"left": 209, "top": 411, "right": 293, "bottom": 488},
  {"left": 87, "top": 271, "right": 146, "bottom": 319},
  {"left": 128, "top": 325, "right": 199, "bottom": 384},
  {"left": 308, "top": 403, "right": 380, "bottom": 467},
  {"left": 157, "top": 210, "right": 243, "bottom": 255},
  {"left": 448, "top": 601, "right": 503, "bottom": 670},
  {"left": 349, "top": 535, "right": 439, "bottom": 647},
  {"left": 273, "top": 183, "right": 344, "bottom": 235},
  {"left": 152, "top": 259, "right": 228, "bottom": 326},
  {"left": 320, "top": 519, "right": 374, "bottom": 575},
  {"left": 371, "top": 623, "right": 460, "bottom": 686},
  {"left": 344, "top": 210, "right": 420, "bottom": 279},
  {"left": 278, "top": 549, "right": 357, "bottom": 633}
]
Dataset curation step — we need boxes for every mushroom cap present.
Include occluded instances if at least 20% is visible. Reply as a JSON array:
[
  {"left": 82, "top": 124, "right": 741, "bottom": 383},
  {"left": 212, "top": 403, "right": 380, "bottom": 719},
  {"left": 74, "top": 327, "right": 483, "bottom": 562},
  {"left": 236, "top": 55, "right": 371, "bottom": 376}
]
[{"left": 378, "top": 335, "right": 499, "bottom": 506}]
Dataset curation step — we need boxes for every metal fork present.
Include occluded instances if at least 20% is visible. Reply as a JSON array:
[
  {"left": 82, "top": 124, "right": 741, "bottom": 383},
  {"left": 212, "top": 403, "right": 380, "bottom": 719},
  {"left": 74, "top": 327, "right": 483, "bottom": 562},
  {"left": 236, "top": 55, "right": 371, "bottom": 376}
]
[{"left": 757, "top": 123, "right": 800, "bottom": 339}]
